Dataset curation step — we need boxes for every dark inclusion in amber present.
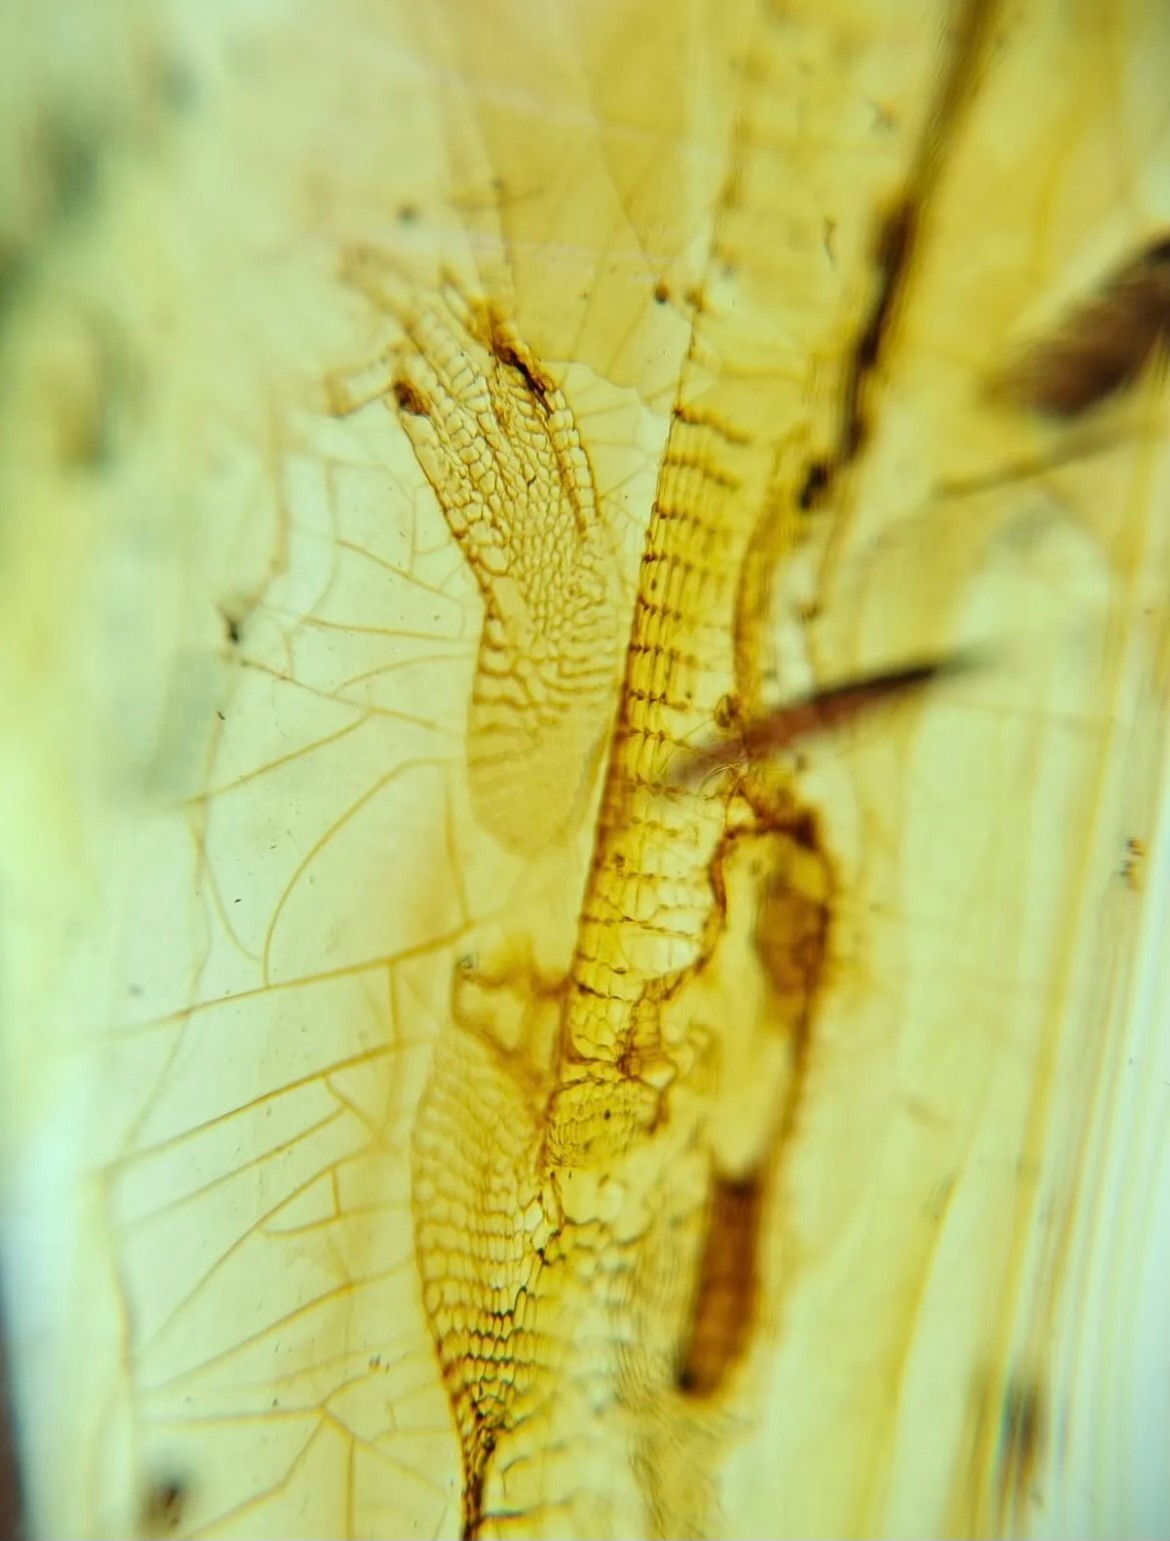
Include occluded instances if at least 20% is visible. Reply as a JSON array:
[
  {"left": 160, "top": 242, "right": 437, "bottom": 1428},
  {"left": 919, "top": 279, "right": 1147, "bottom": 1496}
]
[{"left": 323, "top": 0, "right": 1169, "bottom": 1535}]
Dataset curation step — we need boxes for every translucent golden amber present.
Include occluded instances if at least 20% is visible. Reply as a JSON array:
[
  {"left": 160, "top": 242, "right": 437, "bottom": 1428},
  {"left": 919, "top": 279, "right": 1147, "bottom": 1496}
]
[{"left": 1, "top": 1, "right": 1168, "bottom": 1537}]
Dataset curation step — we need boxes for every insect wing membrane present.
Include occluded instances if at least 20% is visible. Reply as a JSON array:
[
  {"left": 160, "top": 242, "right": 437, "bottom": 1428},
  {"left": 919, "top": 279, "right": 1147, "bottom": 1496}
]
[{"left": 0, "top": 1, "right": 1168, "bottom": 1538}]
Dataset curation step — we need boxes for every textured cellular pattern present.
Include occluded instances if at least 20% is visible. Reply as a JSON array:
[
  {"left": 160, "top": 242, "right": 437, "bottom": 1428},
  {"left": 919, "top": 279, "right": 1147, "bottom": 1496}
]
[
  {"left": 395, "top": 2, "right": 936, "bottom": 1531},
  {"left": 333, "top": 264, "right": 622, "bottom": 855},
  {"left": 6, "top": 0, "right": 1170, "bottom": 1538}
]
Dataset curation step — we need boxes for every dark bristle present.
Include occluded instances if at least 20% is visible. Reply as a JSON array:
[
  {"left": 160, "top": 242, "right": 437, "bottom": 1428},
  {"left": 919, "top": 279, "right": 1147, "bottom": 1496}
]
[{"left": 993, "top": 235, "right": 1170, "bottom": 418}]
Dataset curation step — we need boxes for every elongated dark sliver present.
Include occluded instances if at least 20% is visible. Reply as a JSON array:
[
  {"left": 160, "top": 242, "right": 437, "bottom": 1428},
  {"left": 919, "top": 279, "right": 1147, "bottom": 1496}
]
[
  {"left": 677, "top": 1173, "right": 764, "bottom": 1398},
  {"left": 993, "top": 235, "right": 1170, "bottom": 417},
  {"left": 671, "top": 654, "right": 978, "bottom": 784}
]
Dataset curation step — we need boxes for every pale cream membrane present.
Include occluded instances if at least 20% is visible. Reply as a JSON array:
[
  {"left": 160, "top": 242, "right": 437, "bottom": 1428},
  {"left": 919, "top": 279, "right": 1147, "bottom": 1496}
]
[{"left": 1, "top": 0, "right": 1169, "bottom": 1537}]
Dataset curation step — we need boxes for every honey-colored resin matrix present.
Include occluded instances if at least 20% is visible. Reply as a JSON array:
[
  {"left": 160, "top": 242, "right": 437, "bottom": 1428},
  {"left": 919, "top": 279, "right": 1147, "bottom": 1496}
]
[{"left": 1, "top": 1, "right": 1168, "bottom": 1538}]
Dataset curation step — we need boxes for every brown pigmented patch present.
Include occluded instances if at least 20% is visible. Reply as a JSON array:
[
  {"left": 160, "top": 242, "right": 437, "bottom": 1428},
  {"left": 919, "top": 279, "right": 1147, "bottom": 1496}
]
[
  {"left": 992, "top": 236, "right": 1170, "bottom": 418},
  {"left": 677, "top": 1173, "right": 764, "bottom": 1398}
]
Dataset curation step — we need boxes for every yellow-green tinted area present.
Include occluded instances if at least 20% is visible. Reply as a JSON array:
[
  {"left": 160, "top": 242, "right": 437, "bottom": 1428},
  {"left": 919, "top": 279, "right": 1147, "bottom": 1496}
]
[{"left": 1, "top": 1, "right": 1169, "bottom": 1537}]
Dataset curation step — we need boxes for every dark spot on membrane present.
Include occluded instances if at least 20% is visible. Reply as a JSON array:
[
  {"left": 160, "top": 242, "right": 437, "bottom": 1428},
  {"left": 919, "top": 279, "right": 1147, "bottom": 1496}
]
[
  {"left": 783, "top": 808, "right": 821, "bottom": 852},
  {"left": 713, "top": 692, "right": 740, "bottom": 731},
  {"left": 392, "top": 376, "right": 428, "bottom": 416},
  {"left": 653, "top": 279, "right": 670, "bottom": 305},
  {"left": 476, "top": 307, "right": 556, "bottom": 411},
  {"left": 140, "top": 1473, "right": 190, "bottom": 1536},
  {"left": 676, "top": 1174, "right": 763, "bottom": 1398},
  {"left": 797, "top": 458, "right": 831, "bottom": 510},
  {"left": 996, "top": 1377, "right": 1045, "bottom": 1507},
  {"left": 991, "top": 233, "right": 1170, "bottom": 418},
  {"left": 498, "top": 342, "right": 551, "bottom": 408}
]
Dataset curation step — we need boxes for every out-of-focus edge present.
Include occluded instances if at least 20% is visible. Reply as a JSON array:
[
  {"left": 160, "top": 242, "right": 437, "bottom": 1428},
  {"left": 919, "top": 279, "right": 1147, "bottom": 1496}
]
[
  {"left": 1044, "top": 697, "right": 1170, "bottom": 1537},
  {"left": 0, "top": 1304, "right": 21, "bottom": 1540}
]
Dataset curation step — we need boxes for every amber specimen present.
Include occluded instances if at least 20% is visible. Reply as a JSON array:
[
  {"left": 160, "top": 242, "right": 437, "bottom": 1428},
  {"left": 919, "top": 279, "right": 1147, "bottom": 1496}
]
[{"left": 1, "top": 1, "right": 1169, "bottom": 1539}]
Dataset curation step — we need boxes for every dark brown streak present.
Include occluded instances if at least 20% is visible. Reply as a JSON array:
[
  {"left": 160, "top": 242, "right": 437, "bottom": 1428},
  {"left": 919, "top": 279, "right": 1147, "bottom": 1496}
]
[
  {"left": 669, "top": 653, "right": 978, "bottom": 786},
  {"left": 796, "top": 200, "right": 916, "bottom": 511},
  {"left": 486, "top": 313, "right": 556, "bottom": 414},
  {"left": 990, "top": 235, "right": 1170, "bottom": 418},
  {"left": 139, "top": 1473, "right": 189, "bottom": 1537},
  {"left": 676, "top": 1173, "right": 764, "bottom": 1399},
  {"left": 800, "top": 0, "right": 1002, "bottom": 511},
  {"left": 460, "top": 1441, "right": 491, "bottom": 1541},
  {"left": 392, "top": 376, "right": 428, "bottom": 417},
  {"left": 841, "top": 199, "right": 917, "bottom": 462},
  {"left": 995, "top": 1376, "right": 1046, "bottom": 1512}
]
